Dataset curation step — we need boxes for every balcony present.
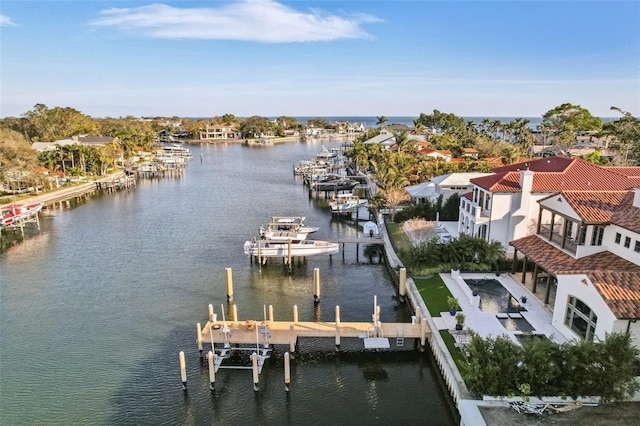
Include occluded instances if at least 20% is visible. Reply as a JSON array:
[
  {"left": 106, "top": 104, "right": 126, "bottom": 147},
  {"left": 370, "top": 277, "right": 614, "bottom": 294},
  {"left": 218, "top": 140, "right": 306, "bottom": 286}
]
[{"left": 537, "top": 225, "right": 577, "bottom": 255}]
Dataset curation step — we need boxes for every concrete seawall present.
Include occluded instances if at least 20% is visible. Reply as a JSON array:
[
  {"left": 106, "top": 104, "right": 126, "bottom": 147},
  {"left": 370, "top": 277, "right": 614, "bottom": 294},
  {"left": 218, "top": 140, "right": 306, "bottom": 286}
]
[{"left": 377, "top": 214, "right": 480, "bottom": 424}]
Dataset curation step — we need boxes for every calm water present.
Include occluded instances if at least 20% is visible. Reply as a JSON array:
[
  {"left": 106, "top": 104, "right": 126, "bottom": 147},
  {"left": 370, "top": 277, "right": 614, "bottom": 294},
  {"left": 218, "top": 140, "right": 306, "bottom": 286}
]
[{"left": 1, "top": 141, "right": 456, "bottom": 425}]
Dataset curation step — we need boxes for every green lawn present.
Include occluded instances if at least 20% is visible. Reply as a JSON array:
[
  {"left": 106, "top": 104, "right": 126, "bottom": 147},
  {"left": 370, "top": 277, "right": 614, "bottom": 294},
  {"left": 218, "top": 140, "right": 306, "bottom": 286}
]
[
  {"left": 413, "top": 274, "right": 455, "bottom": 317},
  {"left": 386, "top": 222, "right": 413, "bottom": 259},
  {"left": 439, "top": 330, "right": 468, "bottom": 371}
]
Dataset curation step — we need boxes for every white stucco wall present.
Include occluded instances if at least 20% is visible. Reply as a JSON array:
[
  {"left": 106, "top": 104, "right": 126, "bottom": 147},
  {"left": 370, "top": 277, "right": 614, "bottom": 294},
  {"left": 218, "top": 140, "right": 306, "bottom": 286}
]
[
  {"left": 604, "top": 224, "right": 640, "bottom": 266},
  {"left": 553, "top": 274, "right": 618, "bottom": 343}
]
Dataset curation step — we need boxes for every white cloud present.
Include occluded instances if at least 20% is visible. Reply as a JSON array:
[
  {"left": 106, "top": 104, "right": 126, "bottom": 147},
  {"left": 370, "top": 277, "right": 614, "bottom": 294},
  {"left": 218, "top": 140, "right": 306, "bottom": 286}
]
[
  {"left": 90, "top": 1, "right": 379, "bottom": 42},
  {"left": 0, "top": 14, "right": 18, "bottom": 27}
]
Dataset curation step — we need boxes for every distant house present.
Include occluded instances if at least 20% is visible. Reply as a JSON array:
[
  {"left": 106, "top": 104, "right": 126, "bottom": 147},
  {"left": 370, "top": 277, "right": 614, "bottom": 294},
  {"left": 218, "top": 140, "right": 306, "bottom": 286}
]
[
  {"left": 363, "top": 130, "right": 396, "bottom": 149},
  {"left": 199, "top": 124, "right": 241, "bottom": 141},
  {"left": 405, "top": 172, "right": 492, "bottom": 204},
  {"left": 416, "top": 147, "right": 452, "bottom": 162},
  {"left": 31, "top": 136, "right": 117, "bottom": 152}
]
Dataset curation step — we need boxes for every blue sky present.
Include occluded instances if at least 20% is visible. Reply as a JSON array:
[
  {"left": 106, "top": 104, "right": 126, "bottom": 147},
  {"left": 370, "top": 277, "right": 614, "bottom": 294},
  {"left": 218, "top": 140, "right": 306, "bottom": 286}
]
[{"left": 1, "top": 0, "right": 639, "bottom": 119}]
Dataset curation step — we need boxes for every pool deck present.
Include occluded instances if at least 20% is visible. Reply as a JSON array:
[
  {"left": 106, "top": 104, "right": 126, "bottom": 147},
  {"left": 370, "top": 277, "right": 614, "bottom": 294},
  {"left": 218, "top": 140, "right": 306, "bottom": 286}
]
[{"left": 434, "top": 272, "right": 568, "bottom": 346}]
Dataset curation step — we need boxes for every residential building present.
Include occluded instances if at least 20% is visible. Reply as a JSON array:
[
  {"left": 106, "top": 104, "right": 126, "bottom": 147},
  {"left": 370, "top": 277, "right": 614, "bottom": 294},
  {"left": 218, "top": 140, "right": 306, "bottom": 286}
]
[
  {"left": 455, "top": 155, "right": 640, "bottom": 347},
  {"left": 509, "top": 187, "right": 640, "bottom": 347},
  {"left": 405, "top": 172, "right": 491, "bottom": 204},
  {"left": 199, "top": 124, "right": 241, "bottom": 141},
  {"left": 458, "top": 156, "right": 640, "bottom": 252}
]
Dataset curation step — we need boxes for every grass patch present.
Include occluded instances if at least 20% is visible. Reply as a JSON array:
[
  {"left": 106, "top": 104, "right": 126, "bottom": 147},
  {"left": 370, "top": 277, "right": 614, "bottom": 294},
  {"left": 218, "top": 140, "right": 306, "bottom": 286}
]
[
  {"left": 413, "top": 274, "right": 455, "bottom": 317},
  {"left": 386, "top": 222, "right": 413, "bottom": 263},
  {"left": 439, "top": 330, "right": 468, "bottom": 371}
]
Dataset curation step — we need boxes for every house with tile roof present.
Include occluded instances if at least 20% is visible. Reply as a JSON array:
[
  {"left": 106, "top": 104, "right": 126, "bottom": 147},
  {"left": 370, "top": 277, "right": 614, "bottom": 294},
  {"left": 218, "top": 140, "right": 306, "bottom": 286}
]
[
  {"left": 457, "top": 155, "right": 640, "bottom": 345},
  {"left": 458, "top": 156, "right": 640, "bottom": 252},
  {"left": 509, "top": 187, "right": 640, "bottom": 346}
]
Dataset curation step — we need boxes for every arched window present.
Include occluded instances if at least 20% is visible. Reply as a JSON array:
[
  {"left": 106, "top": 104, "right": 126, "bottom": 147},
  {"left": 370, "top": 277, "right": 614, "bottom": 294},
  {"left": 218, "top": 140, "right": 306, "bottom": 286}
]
[{"left": 564, "top": 296, "right": 598, "bottom": 340}]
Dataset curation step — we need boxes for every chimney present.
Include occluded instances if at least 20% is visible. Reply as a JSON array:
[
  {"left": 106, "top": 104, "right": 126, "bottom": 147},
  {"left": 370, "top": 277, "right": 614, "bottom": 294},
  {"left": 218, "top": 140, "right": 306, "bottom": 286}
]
[
  {"left": 519, "top": 170, "right": 534, "bottom": 194},
  {"left": 634, "top": 187, "right": 640, "bottom": 208}
]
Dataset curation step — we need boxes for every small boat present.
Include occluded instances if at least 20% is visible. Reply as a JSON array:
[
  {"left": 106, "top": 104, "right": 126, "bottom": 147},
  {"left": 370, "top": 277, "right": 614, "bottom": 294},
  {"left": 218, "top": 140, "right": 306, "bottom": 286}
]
[
  {"left": 315, "top": 145, "right": 338, "bottom": 159},
  {"left": 259, "top": 216, "right": 319, "bottom": 239},
  {"left": 329, "top": 193, "right": 368, "bottom": 212},
  {"left": 243, "top": 238, "right": 339, "bottom": 257},
  {"left": 1, "top": 203, "right": 44, "bottom": 227},
  {"left": 311, "top": 178, "right": 358, "bottom": 192}
]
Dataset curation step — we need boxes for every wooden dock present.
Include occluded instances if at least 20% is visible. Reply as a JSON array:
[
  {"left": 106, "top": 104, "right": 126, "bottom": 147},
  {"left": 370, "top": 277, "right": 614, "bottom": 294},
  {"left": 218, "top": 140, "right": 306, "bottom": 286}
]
[{"left": 199, "top": 317, "right": 430, "bottom": 351}]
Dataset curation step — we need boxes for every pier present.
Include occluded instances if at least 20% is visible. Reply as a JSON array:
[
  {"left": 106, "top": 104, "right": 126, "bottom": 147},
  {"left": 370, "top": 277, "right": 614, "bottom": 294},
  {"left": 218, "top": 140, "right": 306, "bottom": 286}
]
[{"left": 184, "top": 297, "right": 431, "bottom": 391}]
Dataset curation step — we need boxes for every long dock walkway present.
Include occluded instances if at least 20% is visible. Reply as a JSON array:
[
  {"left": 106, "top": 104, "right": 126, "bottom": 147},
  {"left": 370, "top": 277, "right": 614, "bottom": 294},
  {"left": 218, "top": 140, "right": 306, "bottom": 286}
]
[{"left": 200, "top": 317, "right": 429, "bottom": 350}]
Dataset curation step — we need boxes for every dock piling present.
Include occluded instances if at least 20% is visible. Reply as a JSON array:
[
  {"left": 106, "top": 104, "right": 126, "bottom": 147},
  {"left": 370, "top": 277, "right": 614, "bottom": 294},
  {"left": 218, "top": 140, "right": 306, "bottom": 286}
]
[
  {"left": 231, "top": 304, "right": 238, "bottom": 322},
  {"left": 207, "top": 351, "right": 216, "bottom": 390},
  {"left": 208, "top": 304, "right": 215, "bottom": 323},
  {"left": 252, "top": 352, "right": 259, "bottom": 391},
  {"left": 284, "top": 352, "right": 291, "bottom": 391},
  {"left": 225, "top": 268, "right": 234, "bottom": 302},
  {"left": 268, "top": 305, "right": 274, "bottom": 322},
  {"left": 197, "top": 323, "right": 203, "bottom": 357},
  {"left": 313, "top": 268, "right": 320, "bottom": 303},
  {"left": 399, "top": 267, "right": 407, "bottom": 302},
  {"left": 179, "top": 351, "right": 187, "bottom": 391},
  {"left": 293, "top": 305, "right": 298, "bottom": 323}
]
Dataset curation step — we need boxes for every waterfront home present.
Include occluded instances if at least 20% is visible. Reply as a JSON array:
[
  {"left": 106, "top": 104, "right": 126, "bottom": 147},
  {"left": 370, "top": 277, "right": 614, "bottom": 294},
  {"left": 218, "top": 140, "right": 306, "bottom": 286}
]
[
  {"left": 458, "top": 156, "right": 640, "bottom": 253},
  {"left": 404, "top": 172, "right": 492, "bottom": 204},
  {"left": 198, "top": 124, "right": 242, "bottom": 141},
  {"left": 509, "top": 186, "right": 640, "bottom": 348}
]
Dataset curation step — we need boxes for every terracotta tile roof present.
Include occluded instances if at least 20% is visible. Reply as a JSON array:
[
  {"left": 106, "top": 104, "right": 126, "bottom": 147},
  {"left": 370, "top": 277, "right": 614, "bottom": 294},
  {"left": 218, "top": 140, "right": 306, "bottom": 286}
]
[
  {"left": 606, "top": 166, "right": 640, "bottom": 178},
  {"left": 611, "top": 191, "right": 640, "bottom": 234},
  {"left": 510, "top": 235, "right": 640, "bottom": 319},
  {"left": 472, "top": 157, "right": 640, "bottom": 193},
  {"left": 560, "top": 191, "right": 629, "bottom": 223}
]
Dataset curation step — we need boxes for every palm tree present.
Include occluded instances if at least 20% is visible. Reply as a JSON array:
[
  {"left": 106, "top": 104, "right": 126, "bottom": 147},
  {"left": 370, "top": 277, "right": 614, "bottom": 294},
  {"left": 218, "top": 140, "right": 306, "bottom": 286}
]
[{"left": 376, "top": 116, "right": 388, "bottom": 129}]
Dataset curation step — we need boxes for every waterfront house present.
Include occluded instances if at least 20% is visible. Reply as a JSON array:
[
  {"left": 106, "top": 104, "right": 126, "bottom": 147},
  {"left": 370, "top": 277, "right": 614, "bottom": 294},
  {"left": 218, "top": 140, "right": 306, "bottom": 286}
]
[
  {"left": 509, "top": 187, "right": 640, "bottom": 347},
  {"left": 457, "top": 156, "right": 640, "bottom": 253},
  {"left": 199, "top": 124, "right": 241, "bottom": 141}
]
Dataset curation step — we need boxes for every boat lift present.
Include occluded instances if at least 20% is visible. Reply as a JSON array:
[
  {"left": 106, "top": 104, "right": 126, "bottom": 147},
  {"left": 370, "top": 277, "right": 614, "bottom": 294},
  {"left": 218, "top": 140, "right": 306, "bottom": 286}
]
[{"left": 209, "top": 304, "right": 272, "bottom": 374}]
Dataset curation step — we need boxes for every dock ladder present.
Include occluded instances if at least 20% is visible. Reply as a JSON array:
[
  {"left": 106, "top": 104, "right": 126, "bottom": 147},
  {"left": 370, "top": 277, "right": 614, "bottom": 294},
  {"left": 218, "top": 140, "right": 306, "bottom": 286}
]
[{"left": 396, "top": 328, "right": 404, "bottom": 347}]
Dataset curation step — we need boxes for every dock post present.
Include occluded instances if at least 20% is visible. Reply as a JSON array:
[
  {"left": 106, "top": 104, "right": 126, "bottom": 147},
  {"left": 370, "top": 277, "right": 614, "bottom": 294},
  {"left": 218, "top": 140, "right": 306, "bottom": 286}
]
[
  {"left": 284, "top": 352, "right": 291, "bottom": 391},
  {"left": 196, "top": 323, "right": 203, "bottom": 358},
  {"left": 207, "top": 351, "right": 216, "bottom": 390},
  {"left": 399, "top": 267, "right": 407, "bottom": 302},
  {"left": 289, "top": 324, "right": 296, "bottom": 354},
  {"left": 335, "top": 305, "right": 341, "bottom": 349},
  {"left": 420, "top": 317, "right": 427, "bottom": 348},
  {"left": 313, "top": 268, "right": 320, "bottom": 303},
  {"left": 208, "top": 304, "right": 215, "bottom": 323},
  {"left": 293, "top": 305, "right": 298, "bottom": 323},
  {"left": 225, "top": 267, "right": 234, "bottom": 302},
  {"left": 179, "top": 351, "right": 187, "bottom": 391},
  {"left": 287, "top": 240, "right": 292, "bottom": 272},
  {"left": 415, "top": 307, "right": 421, "bottom": 324},
  {"left": 268, "top": 305, "right": 274, "bottom": 322},
  {"left": 231, "top": 304, "right": 238, "bottom": 323},
  {"left": 252, "top": 352, "right": 259, "bottom": 391}
]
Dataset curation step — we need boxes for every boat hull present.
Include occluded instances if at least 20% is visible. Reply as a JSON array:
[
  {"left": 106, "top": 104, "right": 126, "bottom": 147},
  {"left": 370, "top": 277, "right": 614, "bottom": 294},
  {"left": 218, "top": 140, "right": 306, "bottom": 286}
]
[{"left": 243, "top": 239, "right": 339, "bottom": 257}]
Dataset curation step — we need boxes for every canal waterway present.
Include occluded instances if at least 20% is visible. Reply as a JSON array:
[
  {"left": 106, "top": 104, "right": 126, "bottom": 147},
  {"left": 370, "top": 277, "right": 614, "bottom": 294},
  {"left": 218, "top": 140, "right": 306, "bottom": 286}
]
[{"left": 0, "top": 141, "right": 456, "bottom": 425}]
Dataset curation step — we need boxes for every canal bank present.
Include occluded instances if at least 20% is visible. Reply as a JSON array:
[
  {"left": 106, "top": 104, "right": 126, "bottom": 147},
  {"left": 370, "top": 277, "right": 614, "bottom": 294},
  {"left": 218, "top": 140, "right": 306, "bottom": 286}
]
[
  {"left": 1, "top": 142, "right": 457, "bottom": 425},
  {"left": 377, "top": 213, "right": 494, "bottom": 425}
]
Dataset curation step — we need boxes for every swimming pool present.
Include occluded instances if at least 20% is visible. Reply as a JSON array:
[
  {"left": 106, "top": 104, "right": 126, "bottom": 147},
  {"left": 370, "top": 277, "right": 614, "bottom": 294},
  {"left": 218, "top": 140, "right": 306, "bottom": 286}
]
[{"left": 464, "top": 279, "right": 535, "bottom": 333}]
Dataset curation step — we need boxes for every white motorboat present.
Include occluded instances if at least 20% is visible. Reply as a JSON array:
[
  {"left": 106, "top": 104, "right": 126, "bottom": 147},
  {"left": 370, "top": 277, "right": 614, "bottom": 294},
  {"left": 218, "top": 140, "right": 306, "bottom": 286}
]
[
  {"left": 259, "top": 216, "right": 319, "bottom": 239},
  {"left": 329, "top": 193, "right": 368, "bottom": 212},
  {"left": 243, "top": 238, "right": 339, "bottom": 257}
]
